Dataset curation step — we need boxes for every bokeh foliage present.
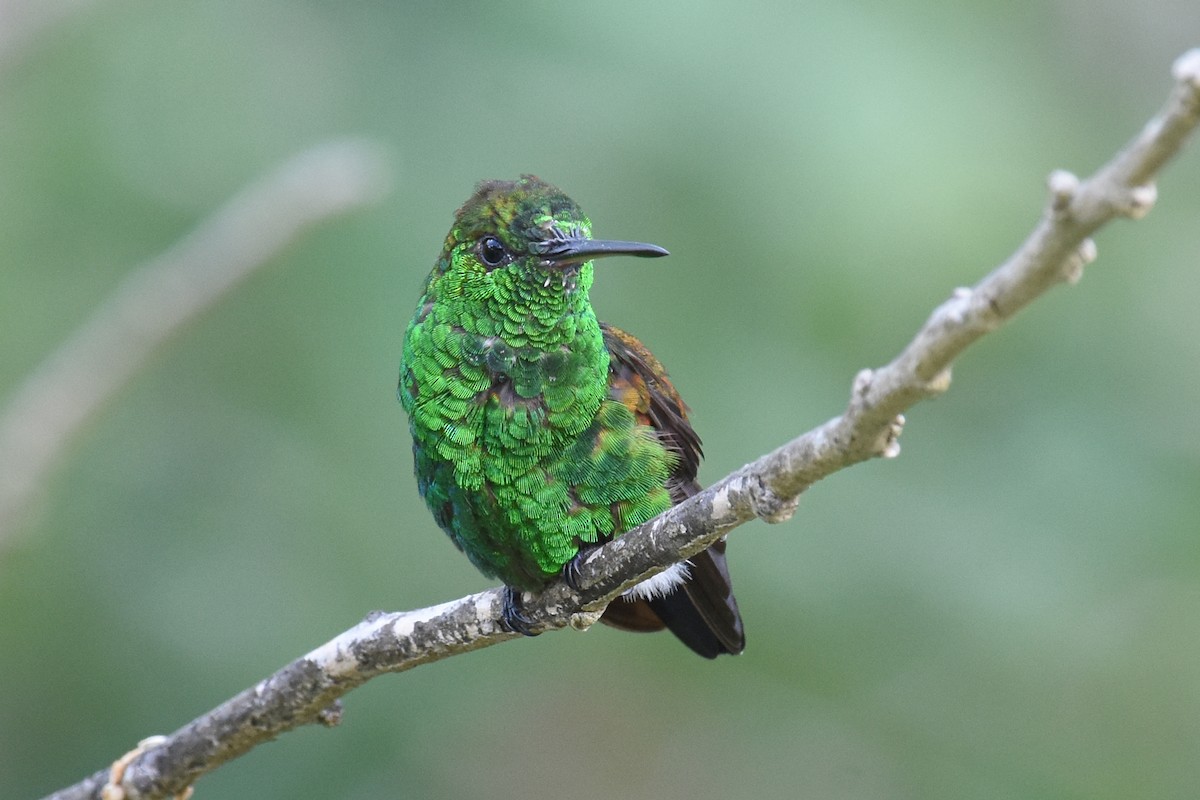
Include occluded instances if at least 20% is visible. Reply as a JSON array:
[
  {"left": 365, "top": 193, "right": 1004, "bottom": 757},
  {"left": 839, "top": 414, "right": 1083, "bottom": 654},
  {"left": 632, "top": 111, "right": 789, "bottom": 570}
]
[{"left": 2, "top": 2, "right": 1199, "bottom": 798}]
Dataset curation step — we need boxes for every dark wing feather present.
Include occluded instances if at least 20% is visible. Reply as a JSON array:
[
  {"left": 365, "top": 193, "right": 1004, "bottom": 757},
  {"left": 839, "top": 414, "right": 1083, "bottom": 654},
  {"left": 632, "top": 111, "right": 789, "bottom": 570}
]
[
  {"left": 598, "top": 323, "right": 745, "bottom": 657},
  {"left": 599, "top": 323, "right": 702, "bottom": 502}
]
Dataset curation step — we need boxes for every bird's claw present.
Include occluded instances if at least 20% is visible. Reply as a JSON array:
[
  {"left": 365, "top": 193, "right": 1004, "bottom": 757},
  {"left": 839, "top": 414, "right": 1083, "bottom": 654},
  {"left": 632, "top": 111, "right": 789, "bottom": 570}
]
[
  {"left": 562, "top": 545, "right": 600, "bottom": 592},
  {"left": 500, "top": 586, "right": 540, "bottom": 637}
]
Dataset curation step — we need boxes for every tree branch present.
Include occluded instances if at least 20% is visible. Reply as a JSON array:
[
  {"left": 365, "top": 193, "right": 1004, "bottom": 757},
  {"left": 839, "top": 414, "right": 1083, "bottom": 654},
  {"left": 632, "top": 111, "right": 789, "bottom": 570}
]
[
  {"left": 0, "top": 139, "right": 391, "bottom": 550},
  {"left": 43, "top": 49, "right": 1200, "bottom": 800}
]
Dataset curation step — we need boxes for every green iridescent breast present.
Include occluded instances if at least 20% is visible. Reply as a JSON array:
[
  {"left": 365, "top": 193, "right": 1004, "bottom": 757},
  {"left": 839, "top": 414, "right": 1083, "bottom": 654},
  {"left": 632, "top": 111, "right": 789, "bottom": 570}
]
[{"left": 400, "top": 297, "right": 675, "bottom": 589}]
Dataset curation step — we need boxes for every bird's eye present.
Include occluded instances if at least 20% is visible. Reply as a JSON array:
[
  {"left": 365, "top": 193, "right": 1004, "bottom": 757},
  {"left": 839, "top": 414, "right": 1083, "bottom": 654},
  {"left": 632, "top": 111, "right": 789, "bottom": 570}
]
[{"left": 477, "top": 236, "right": 508, "bottom": 268}]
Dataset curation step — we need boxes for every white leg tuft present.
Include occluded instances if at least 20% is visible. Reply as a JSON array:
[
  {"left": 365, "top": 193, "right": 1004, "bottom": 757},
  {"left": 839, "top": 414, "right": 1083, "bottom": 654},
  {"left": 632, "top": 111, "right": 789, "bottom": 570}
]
[{"left": 622, "top": 562, "right": 691, "bottom": 602}]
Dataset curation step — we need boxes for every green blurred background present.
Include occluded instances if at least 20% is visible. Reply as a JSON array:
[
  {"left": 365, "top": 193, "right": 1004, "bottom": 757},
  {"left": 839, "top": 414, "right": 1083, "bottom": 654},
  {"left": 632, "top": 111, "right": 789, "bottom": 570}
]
[{"left": 3, "top": 2, "right": 1199, "bottom": 798}]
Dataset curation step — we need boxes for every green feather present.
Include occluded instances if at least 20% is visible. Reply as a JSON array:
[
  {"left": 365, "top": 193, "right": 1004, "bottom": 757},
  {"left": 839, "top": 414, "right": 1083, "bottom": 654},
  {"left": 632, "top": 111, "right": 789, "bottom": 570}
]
[{"left": 399, "top": 176, "right": 678, "bottom": 589}]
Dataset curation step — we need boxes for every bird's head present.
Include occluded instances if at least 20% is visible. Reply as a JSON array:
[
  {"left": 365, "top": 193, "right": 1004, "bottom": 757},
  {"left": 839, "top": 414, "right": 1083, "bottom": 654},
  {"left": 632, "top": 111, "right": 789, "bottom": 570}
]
[{"left": 424, "top": 176, "right": 667, "bottom": 331}]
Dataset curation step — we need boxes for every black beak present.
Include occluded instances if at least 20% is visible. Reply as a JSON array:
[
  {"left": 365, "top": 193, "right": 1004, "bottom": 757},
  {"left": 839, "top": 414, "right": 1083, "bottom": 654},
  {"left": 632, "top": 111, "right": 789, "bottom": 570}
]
[{"left": 534, "top": 236, "right": 668, "bottom": 266}]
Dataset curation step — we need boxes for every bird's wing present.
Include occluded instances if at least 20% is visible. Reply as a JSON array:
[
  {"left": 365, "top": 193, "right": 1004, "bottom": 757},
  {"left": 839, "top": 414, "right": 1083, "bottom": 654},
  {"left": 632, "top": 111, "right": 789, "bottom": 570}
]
[
  {"left": 598, "top": 323, "right": 745, "bottom": 657},
  {"left": 599, "top": 322, "right": 702, "bottom": 502}
]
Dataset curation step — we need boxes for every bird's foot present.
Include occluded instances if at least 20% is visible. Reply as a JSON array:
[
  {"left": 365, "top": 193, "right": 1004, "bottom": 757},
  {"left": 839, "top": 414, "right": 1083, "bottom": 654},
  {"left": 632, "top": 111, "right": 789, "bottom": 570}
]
[
  {"left": 500, "top": 586, "right": 540, "bottom": 637},
  {"left": 562, "top": 544, "right": 601, "bottom": 592}
]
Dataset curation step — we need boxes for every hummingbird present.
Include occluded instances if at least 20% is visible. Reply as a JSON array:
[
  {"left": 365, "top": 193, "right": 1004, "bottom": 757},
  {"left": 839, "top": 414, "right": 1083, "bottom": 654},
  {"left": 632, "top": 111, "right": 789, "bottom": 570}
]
[{"left": 398, "top": 175, "right": 744, "bottom": 658}]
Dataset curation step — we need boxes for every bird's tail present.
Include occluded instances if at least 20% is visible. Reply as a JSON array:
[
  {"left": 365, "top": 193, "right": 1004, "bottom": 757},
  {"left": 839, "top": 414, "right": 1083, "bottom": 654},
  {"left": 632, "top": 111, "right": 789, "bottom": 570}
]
[{"left": 600, "top": 539, "right": 745, "bottom": 658}]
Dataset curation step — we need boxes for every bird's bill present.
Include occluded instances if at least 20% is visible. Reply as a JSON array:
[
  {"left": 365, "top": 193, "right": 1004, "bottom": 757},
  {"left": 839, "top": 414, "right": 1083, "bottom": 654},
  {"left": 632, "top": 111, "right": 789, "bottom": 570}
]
[{"left": 536, "top": 237, "right": 669, "bottom": 266}]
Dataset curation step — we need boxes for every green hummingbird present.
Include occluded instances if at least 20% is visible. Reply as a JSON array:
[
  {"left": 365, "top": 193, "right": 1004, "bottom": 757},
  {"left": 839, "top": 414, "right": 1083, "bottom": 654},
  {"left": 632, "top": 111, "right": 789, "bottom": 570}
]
[{"left": 398, "top": 175, "right": 744, "bottom": 658}]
